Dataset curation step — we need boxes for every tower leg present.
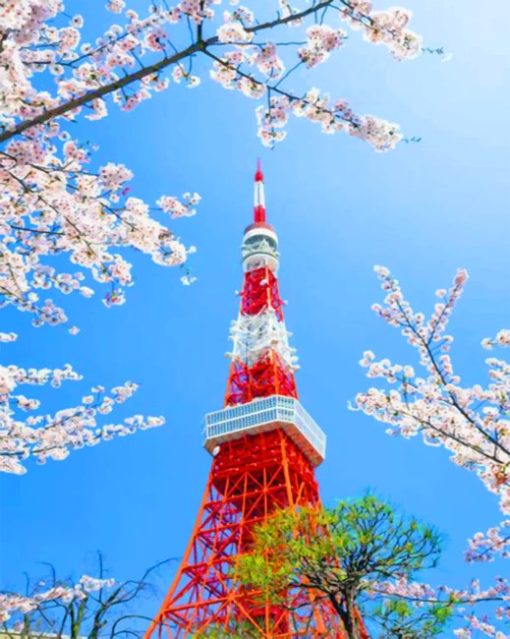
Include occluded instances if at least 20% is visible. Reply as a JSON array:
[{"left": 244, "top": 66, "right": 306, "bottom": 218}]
[{"left": 145, "top": 431, "right": 347, "bottom": 638}]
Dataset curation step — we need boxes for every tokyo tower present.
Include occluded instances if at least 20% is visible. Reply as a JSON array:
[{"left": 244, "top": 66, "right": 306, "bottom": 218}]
[{"left": 146, "top": 164, "right": 361, "bottom": 638}]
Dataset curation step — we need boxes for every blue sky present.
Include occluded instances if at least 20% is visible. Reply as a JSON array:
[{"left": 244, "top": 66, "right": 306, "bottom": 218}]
[{"left": 1, "top": 0, "right": 510, "bottom": 629}]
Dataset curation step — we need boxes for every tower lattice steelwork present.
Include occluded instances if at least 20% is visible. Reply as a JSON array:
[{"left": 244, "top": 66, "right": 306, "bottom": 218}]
[{"left": 146, "top": 164, "right": 367, "bottom": 638}]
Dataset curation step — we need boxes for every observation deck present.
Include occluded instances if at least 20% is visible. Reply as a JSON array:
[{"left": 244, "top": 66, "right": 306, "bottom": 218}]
[{"left": 204, "top": 395, "right": 326, "bottom": 466}]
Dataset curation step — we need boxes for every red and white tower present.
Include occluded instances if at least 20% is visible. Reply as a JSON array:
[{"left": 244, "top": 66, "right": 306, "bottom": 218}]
[{"left": 146, "top": 164, "right": 357, "bottom": 638}]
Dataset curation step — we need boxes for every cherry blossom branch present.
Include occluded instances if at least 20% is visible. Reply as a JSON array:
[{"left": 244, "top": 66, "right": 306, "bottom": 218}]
[
  {"left": 0, "top": 41, "right": 202, "bottom": 144},
  {"left": 0, "top": 1, "right": 338, "bottom": 143},
  {"left": 1, "top": 558, "right": 177, "bottom": 636},
  {"left": 0, "top": 352, "right": 164, "bottom": 474},
  {"left": 392, "top": 289, "right": 509, "bottom": 460},
  {"left": 356, "top": 266, "right": 510, "bottom": 571},
  {"left": 0, "top": 577, "right": 115, "bottom": 624},
  {"left": 1, "top": 0, "right": 422, "bottom": 143}
]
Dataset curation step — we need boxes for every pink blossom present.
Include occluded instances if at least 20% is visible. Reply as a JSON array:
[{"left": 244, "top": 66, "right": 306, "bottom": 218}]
[
  {"left": 106, "top": 0, "right": 125, "bottom": 13},
  {"left": 217, "top": 21, "right": 253, "bottom": 44},
  {"left": 0, "top": 355, "right": 164, "bottom": 474},
  {"left": 356, "top": 265, "right": 510, "bottom": 633},
  {"left": 0, "top": 576, "right": 115, "bottom": 623}
]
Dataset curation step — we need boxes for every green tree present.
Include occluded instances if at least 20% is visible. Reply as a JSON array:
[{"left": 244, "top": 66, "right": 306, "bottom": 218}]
[
  {"left": 193, "top": 621, "right": 259, "bottom": 639},
  {"left": 236, "top": 495, "right": 452, "bottom": 639}
]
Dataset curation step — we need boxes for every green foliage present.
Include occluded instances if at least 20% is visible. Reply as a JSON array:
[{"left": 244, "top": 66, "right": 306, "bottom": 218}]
[
  {"left": 373, "top": 598, "right": 454, "bottom": 638},
  {"left": 236, "top": 494, "right": 446, "bottom": 639},
  {"left": 193, "top": 620, "right": 260, "bottom": 638}
]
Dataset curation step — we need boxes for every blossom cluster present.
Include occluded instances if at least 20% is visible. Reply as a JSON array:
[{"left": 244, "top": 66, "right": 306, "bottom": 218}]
[
  {"left": 1, "top": 0, "right": 423, "bottom": 173},
  {"left": 373, "top": 574, "right": 510, "bottom": 604},
  {"left": 482, "top": 329, "right": 510, "bottom": 350},
  {"left": 355, "top": 265, "right": 510, "bottom": 634},
  {"left": 253, "top": 92, "right": 401, "bottom": 151},
  {"left": 0, "top": 575, "right": 115, "bottom": 623},
  {"left": 0, "top": 342, "right": 164, "bottom": 474},
  {"left": 357, "top": 267, "right": 510, "bottom": 532},
  {"left": 0, "top": 138, "right": 197, "bottom": 322},
  {"left": 342, "top": 1, "right": 422, "bottom": 60},
  {"left": 1, "top": 1, "right": 202, "bottom": 324},
  {"left": 298, "top": 25, "right": 348, "bottom": 68},
  {"left": 365, "top": 574, "right": 510, "bottom": 638},
  {"left": 206, "top": 0, "right": 423, "bottom": 148}
]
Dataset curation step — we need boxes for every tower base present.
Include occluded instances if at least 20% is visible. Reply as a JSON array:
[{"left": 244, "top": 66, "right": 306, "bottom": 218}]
[{"left": 145, "top": 430, "right": 348, "bottom": 638}]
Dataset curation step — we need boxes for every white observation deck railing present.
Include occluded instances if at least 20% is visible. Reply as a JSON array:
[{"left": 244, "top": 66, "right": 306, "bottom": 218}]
[{"left": 203, "top": 395, "right": 326, "bottom": 466}]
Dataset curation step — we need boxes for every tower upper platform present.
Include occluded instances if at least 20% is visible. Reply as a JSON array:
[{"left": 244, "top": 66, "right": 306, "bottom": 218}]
[
  {"left": 204, "top": 395, "right": 325, "bottom": 467},
  {"left": 203, "top": 162, "right": 326, "bottom": 466}
]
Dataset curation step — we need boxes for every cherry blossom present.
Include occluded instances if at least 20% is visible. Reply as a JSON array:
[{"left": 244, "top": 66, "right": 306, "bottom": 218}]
[
  {"left": 0, "top": 0, "right": 424, "bottom": 150},
  {"left": 0, "top": 3, "right": 202, "bottom": 323},
  {"left": 1, "top": 559, "right": 174, "bottom": 639},
  {"left": 383, "top": 576, "right": 510, "bottom": 638},
  {"left": 355, "top": 265, "right": 510, "bottom": 635},
  {"left": 0, "top": 332, "right": 163, "bottom": 474},
  {"left": 298, "top": 25, "right": 348, "bottom": 68},
  {"left": 0, "top": 575, "right": 115, "bottom": 623},
  {"left": 371, "top": 574, "right": 510, "bottom": 615},
  {"left": 0, "top": 135, "right": 198, "bottom": 323}
]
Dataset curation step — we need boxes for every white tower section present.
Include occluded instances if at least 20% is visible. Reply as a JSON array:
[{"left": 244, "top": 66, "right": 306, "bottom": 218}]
[{"left": 242, "top": 226, "right": 279, "bottom": 273}]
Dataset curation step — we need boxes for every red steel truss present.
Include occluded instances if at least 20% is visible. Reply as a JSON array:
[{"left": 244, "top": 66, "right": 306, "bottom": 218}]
[
  {"left": 224, "top": 351, "right": 298, "bottom": 407},
  {"left": 145, "top": 431, "right": 352, "bottom": 638},
  {"left": 224, "top": 266, "right": 295, "bottom": 406},
  {"left": 240, "top": 267, "right": 284, "bottom": 321}
]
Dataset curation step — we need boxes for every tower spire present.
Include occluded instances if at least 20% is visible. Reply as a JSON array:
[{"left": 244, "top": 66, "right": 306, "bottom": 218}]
[{"left": 253, "top": 159, "right": 266, "bottom": 223}]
